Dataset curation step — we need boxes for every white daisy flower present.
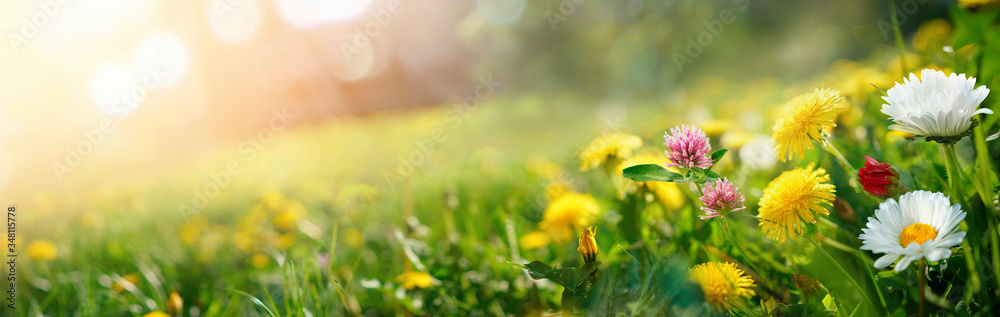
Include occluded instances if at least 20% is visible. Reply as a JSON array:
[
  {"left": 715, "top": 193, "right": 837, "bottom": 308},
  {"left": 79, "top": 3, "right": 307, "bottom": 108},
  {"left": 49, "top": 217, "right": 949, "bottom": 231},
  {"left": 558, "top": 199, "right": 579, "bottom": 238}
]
[
  {"left": 858, "top": 190, "right": 966, "bottom": 272},
  {"left": 881, "top": 69, "right": 992, "bottom": 142}
]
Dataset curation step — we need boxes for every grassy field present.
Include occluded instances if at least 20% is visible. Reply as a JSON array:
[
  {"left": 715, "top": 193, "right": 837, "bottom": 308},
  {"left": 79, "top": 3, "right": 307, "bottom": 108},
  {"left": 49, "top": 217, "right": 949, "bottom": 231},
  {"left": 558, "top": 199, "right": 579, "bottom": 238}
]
[{"left": 16, "top": 5, "right": 1000, "bottom": 317}]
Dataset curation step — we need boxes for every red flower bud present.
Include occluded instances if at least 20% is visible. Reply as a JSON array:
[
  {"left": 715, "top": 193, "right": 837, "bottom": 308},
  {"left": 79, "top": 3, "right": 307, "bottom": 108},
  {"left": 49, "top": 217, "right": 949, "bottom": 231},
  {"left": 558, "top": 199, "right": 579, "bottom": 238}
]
[{"left": 858, "top": 156, "right": 905, "bottom": 198}]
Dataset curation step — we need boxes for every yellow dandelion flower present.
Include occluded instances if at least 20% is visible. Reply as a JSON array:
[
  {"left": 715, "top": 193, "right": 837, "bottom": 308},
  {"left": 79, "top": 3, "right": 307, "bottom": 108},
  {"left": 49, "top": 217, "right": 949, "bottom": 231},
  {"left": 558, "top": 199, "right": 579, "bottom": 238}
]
[
  {"left": 26, "top": 240, "right": 57, "bottom": 262},
  {"left": 232, "top": 231, "right": 256, "bottom": 252},
  {"left": 519, "top": 231, "right": 551, "bottom": 250},
  {"left": 539, "top": 193, "right": 600, "bottom": 243},
  {"left": 720, "top": 130, "right": 755, "bottom": 150},
  {"left": 180, "top": 215, "right": 208, "bottom": 246},
  {"left": 579, "top": 133, "right": 643, "bottom": 171},
  {"left": 344, "top": 228, "right": 364, "bottom": 249},
  {"left": 700, "top": 119, "right": 733, "bottom": 137},
  {"left": 272, "top": 209, "right": 302, "bottom": 232},
  {"left": 251, "top": 253, "right": 271, "bottom": 268},
  {"left": 648, "top": 181, "right": 686, "bottom": 211},
  {"left": 274, "top": 233, "right": 297, "bottom": 249},
  {"left": 758, "top": 166, "right": 836, "bottom": 243},
  {"left": 912, "top": 19, "right": 951, "bottom": 51},
  {"left": 772, "top": 89, "right": 846, "bottom": 162},
  {"left": 143, "top": 312, "right": 170, "bottom": 317},
  {"left": 395, "top": 271, "right": 438, "bottom": 290},
  {"left": 689, "top": 262, "right": 756, "bottom": 311},
  {"left": 577, "top": 226, "right": 598, "bottom": 263},
  {"left": 167, "top": 292, "right": 183, "bottom": 315},
  {"left": 887, "top": 53, "right": 922, "bottom": 79},
  {"left": 837, "top": 68, "right": 891, "bottom": 100}
]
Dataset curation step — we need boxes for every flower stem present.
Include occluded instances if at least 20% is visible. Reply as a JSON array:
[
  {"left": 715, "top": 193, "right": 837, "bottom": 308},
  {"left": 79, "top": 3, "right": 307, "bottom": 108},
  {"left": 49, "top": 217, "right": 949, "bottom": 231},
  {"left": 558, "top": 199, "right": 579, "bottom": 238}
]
[
  {"left": 822, "top": 137, "right": 858, "bottom": 176},
  {"left": 813, "top": 231, "right": 889, "bottom": 311},
  {"left": 918, "top": 260, "right": 926, "bottom": 317},
  {"left": 960, "top": 238, "right": 981, "bottom": 303},
  {"left": 808, "top": 238, "right": 878, "bottom": 313},
  {"left": 941, "top": 144, "right": 981, "bottom": 302},
  {"left": 941, "top": 143, "right": 969, "bottom": 208},
  {"left": 993, "top": 224, "right": 1000, "bottom": 296},
  {"left": 621, "top": 188, "right": 649, "bottom": 266},
  {"left": 719, "top": 217, "right": 777, "bottom": 292},
  {"left": 886, "top": 0, "right": 908, "bottom": 78}
]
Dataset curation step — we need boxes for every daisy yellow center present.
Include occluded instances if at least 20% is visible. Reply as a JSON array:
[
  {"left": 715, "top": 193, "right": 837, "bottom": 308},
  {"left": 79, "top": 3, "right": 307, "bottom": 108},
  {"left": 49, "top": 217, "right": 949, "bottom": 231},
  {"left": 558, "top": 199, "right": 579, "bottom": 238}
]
[{"left": 899, "top": 223, "right": 936, "bottom": 247}]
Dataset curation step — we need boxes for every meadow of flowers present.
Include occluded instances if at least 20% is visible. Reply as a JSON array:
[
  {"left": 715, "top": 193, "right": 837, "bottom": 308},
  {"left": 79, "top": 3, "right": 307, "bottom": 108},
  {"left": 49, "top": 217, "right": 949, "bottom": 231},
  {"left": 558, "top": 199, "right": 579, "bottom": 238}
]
[{"left": 14, "top": 2, "right": 1000, "bottom": 317}]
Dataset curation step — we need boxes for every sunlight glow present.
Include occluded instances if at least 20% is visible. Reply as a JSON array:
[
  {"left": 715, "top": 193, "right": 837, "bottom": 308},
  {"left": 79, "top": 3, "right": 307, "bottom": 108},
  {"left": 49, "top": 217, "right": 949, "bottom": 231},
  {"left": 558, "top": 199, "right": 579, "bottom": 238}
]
[
  {"left": 274, "top": 0, "right": 372, "bottom": 29},
  {"left": 205, "top": 0, "right": 262, "bottom": 43},
  {"left": 133, "top": 31, "right": 191, "bottom": 89},
  {"left": 87, "top": 62, "right": 141, "bottom": 118}
]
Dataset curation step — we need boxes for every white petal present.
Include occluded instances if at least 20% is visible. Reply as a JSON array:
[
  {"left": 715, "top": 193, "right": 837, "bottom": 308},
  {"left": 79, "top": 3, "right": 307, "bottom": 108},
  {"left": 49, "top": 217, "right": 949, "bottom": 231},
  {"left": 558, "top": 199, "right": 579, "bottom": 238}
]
[
  {"left": 895, "top": 254, "right": 919, "bottom": 272},
  {"left": 924, "top": 247, "right": 952, "bottom": 262},
  {"left": 875, "top": 253, "right": 900, "bottom": 268}
]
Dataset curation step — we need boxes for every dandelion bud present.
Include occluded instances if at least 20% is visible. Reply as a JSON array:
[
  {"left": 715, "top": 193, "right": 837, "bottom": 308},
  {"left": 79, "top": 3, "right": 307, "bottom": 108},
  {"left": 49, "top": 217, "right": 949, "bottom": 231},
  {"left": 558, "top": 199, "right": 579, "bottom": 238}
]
[
  {"left": 577, "top": 226, "right": 598, "bottom": 263},
  {"left": 858, "top": 156, "right": 907, "bottom": 199}
]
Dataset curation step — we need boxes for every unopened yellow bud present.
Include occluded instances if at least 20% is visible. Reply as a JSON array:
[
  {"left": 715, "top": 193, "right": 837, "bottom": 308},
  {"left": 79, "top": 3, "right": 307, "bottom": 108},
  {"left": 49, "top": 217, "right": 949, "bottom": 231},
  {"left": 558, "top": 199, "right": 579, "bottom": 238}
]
[{"left": 577, "top": 226, "right": 598, "bottom": 263}]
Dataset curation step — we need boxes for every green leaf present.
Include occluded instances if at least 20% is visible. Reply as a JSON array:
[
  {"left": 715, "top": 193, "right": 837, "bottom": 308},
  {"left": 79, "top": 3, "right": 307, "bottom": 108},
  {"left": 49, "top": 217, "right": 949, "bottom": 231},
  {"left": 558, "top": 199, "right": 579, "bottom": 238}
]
[
  {"left": 227, "top": 288, "right": 279, "bottom": 317},
  {"left": 622, "top": 164, "right": 695, "bottom": 183},
  {"left": 575, "top": 262, "right": 600, "bottom": 288},
  {"left": 822, "top": 294, "right": 839, "bottom": 313},
  {"left": 972, "top": 124, "right": 998, "bottom": 213},
  {"left": 524, "top": 261, "right": 555, "bottom": 280},
  {"left": 876, "top": 270, "right": 897, "bottom": 279},
  {"left": 951, "top": 7, "right": 999, "bottom": 49},
  {"left": 703, "top": 170, "right": 721, "bottom": 181},
  {"left": 523, "top": 261, "right": 574, "bottom": 289},
  {"left": 709, "top": 149, "right": 728, "bottom": 164}
]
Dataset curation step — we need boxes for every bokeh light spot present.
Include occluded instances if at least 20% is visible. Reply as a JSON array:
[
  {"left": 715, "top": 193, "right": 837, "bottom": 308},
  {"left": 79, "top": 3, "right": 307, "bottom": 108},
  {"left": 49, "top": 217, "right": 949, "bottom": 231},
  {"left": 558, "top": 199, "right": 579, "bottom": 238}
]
[
  {"left": 475, "top": 0, "right": 526, "bottom": 26},
  {"left": 87, "top": 62, "right": 141, "bottom": 118},
  {"left": 133, "top": 31, "right": 191, "bottom": 89}
]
